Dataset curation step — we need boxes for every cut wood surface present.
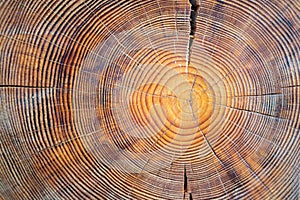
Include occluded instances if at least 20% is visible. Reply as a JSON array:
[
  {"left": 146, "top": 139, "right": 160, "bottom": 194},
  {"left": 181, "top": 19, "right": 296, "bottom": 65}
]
[{"left": 0, "top": 0, "right": 299, "bottom": 199}]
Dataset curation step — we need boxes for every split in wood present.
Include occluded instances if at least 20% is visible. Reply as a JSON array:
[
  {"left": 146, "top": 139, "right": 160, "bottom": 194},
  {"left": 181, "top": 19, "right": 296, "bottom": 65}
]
[{"left": 187, "top": 0, "right": 200, "bottom": 65}]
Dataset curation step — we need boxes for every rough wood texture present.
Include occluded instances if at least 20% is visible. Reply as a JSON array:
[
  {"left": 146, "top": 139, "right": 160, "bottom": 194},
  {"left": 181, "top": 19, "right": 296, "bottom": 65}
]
[{"left": 0, "top": 0, "right": 299, "bottom": 199}]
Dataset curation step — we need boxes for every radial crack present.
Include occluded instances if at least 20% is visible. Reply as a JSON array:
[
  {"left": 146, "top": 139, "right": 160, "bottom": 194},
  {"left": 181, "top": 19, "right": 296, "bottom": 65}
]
[
  {"left": 183, "top": 164, "right": 193, "bottom": 200},
  {"left": 183, "top": 164, "right": 192, "bottom": 199},
  {"left": 187, "top": 75, "right": 224, "bottom": 167},
  {"left": 183, "top": 165, "right": 187, "bottom": 199},
  {"left": 223, "top": 133, "right": 273, "bottom": 195},
  {"left": 186, "top": 0, "right": 200, "bottom": 70}
]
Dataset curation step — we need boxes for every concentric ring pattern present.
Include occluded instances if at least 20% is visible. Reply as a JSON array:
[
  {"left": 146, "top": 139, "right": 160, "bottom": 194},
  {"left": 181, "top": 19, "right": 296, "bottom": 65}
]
[{"left": 0, "top": 0, "right": 299, "bottom": 199}]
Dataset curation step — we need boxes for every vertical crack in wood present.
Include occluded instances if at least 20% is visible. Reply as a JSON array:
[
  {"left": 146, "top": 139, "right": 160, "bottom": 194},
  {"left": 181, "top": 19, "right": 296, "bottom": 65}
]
[
  {"left": 184, "top": 164, "right": 193, "bottom": 199},
  {"left": 186, "top": 0, "right": 200, "bottom": 71},
  {"left": 183, "top": 164, "right": 188, "bottom": 199}
]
